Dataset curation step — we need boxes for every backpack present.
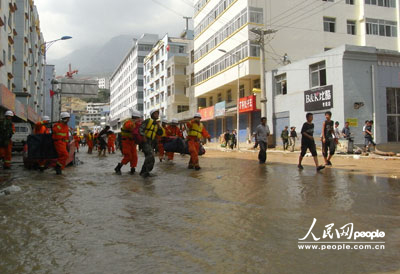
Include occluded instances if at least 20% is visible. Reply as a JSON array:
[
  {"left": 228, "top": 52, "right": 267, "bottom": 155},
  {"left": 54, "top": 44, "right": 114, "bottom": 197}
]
[{"left": 0, "top": 120, "right": 13, "bottom": 147}]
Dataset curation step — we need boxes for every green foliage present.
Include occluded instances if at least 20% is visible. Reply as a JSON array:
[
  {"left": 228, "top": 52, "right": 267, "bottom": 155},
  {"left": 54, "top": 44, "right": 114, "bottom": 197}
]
[{"left": 83, "top": 89, "right": 110, "bottom": 103}]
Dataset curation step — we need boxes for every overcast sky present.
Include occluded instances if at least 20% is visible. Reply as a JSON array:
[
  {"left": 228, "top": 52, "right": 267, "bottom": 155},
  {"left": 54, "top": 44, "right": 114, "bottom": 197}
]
[{"left": 35, "top": 0, "right": 194, "bottom": 60}]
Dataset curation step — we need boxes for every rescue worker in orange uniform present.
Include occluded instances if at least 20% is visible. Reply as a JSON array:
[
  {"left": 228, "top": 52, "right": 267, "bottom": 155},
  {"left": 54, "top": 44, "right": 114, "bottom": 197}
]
[
  {"left": 114, "top": 110, "right": 142, "bottom": 175},
  {"left": 186, "top": 113, "right": 211, "bottom": 170},
  {"left": 73, "top": 133, "right": 80, "bottom": 152},
  {"left": 0, "top": 110, "right": 15, "bottom": 169},
  {"left": 107, "top": 131, "right": 116, "bottom": 154},
  {"left": 34, "top": 116, "right": 50, "bottom": 134},
  {"left": 156, "top": 117, "right": 167, "bottom": 162},
  {"left": 165, "top": 118, "right": 183, "bottom": 161},
  {"left": 52, "top": 112, "right": 70, "bottom": 175},
  {"left": 86, "top": 132, "right": 94, "bottom": 154},
  {"left": 34, "top": 116, "right": 50, "bottom": 172}
]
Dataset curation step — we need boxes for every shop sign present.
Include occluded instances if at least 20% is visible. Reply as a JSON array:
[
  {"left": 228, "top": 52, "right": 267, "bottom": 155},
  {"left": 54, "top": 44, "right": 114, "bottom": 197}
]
[
  {"left": 14, "top": 100, "right": 27, "bottom": 121},
  {"left": 198, "top": 106, "right": 214, "bottom": 121},
  {"left": 346, "top": 118, "right": 358, "bottom": 127},
  {"left": 214, "top": 101, "right": 226, "bottom": 117},
  {"left": 239, "top": 95, "right": 257, "bottom": 113},
  {"left": 304, "top": 85, "right": 333, "bottom": 111},
  {"left": 0, "top": 84, "right": 16, "bottom": 111}
]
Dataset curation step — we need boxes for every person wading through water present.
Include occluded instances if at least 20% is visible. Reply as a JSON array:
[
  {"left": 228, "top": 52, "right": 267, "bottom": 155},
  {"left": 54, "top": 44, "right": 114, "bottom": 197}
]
[{"left": 139, "top": 109, "right": 163, "bottom": 178}]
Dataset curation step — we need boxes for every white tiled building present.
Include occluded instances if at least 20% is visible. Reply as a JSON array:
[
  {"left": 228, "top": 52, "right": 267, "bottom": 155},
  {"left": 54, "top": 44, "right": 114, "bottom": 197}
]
[
  {"left": 110, "top": 33, "right": 159, "bottom": 127},
  {"left": 98, "top": 77, "right": 109, "bottom": 89},
  {"left": 80, "top": 102, "right": 109, "bottom": 124},
  {"left": 143, "top": 34, "right": 190, "bottom": 120}
]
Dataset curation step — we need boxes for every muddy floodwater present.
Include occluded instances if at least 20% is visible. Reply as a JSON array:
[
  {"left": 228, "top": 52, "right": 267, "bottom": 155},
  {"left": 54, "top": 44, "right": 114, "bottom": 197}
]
[{"left": 0, "top": 150, "right": 399, "bottom": 273}]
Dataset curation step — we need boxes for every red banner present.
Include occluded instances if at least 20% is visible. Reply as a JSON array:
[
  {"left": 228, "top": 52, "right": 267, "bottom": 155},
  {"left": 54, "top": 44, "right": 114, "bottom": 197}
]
[
  {"left": 198, "top": 106, "right": 214, "bottom": 121},
  {"left": 0, "top": 84, "right": 16, "bottom": 111},
  {"left": 239, "top": 95, "right": 257, "bottom": 113}
]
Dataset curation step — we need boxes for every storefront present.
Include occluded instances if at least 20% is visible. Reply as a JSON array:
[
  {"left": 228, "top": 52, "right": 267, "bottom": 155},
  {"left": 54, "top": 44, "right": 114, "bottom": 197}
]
[{"left": 266, "top": 45, "right": 400, "bottom": 146}]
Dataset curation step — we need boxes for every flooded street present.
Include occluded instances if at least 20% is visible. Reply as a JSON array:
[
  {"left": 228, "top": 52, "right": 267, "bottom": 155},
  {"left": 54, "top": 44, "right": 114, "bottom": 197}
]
[{"left": 0, "top": 150, "right": 399, "bottom": 274}]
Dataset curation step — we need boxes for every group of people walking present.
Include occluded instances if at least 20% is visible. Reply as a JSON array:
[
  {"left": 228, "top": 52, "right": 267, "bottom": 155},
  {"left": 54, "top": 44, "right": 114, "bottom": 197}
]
[
  {"left": 0, "top": 107, "right": 379, "bottom": 176},
  {"left": 114, "top": 109, "right": 210, "bottom": 178}
]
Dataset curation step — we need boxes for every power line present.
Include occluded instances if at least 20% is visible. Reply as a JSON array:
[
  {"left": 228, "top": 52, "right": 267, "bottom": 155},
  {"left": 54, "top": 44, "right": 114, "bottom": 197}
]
[
  {"left": 276, "top": 0, "right": 347, "bottom": 31},
  {"left": 270, "top": 0, "right": 317, "bottom": 25}
]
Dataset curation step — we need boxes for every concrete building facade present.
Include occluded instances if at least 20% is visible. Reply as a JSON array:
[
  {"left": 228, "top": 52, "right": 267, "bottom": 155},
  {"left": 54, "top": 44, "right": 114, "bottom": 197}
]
[
  {"left": 143, "top": 34, "right": 190, "bottom": 120},
  {"left": 0, "top": 0, "right": 44, "bottom": 123},
  {"left": 193, "top": 0, "right": 400, "bottom": 143},
  {"left": 110, "top": 33, "right": 158, "bottom": 129},
  {"left": 266, "top": 0, "right": 400, "bottom": 70},
  {"left": 266, "top": 45, "right": 400, "bottom": 146}
]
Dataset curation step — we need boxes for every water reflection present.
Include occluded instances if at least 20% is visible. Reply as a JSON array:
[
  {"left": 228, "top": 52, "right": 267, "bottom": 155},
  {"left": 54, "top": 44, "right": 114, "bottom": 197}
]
[{"left": 0, "top": 153, "right": 399, "bottom": 273}]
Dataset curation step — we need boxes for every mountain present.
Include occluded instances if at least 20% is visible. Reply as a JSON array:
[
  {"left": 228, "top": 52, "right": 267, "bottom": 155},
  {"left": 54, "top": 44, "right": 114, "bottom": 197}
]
[{"left": 49, "top": 35, "right": 137, "bottom": 77}]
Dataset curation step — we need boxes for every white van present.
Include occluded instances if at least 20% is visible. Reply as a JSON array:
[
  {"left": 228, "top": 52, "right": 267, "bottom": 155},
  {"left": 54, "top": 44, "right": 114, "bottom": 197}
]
[{"left": 12, "top": 123, "right": 32, "bottom": 152}]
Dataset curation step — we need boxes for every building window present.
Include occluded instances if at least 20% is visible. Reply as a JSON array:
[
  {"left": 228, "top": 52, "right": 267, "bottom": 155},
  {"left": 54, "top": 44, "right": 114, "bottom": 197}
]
[
  {"left": 366, "top": 18, "right": 397, "bottom": 37},
  {"left": 324, "top": 47, "right": 333, "bottom": 51},
  {"left": 365, "top": 0, "right": 396, "bottom": 7},
  {"left": 323, "top": 17, "right": 336, "bottom": 32},
  {"left": 310, "top": 61, "right": 327, "bottom": 88},
  {"left": 387, "top": 88, "right": 400, "bottom": 142},
  {"left": 190, "top": 73, "right": 195, "bottom": 86},
  {"left": 167, "top": 67, "right": 171, "bottom": 77},
  {"left": 179, "top": 46, "right": 185, "bottom": 53},
  {"left": 239, "top": 85, "right": 245, "bottom": 98},
  {"left": 209, "top": 96, "right": 213, "bottom": 106},
  {"left": 253, "top": 79, "right": 260, "bottom": 89},
  {"left": 177, "top": 105, "right": 189, "bottom": 113},
  {"left": 227, "top": 90, "right": 232, "bottom": 103},
  {"left": 275, "top": 74, "right": 287, "bottom": 95},
  {"left": 167, "top": 86, "right": 171, "bottom": 96},
  {"left": 346, "top": 0, "right": 354, "bottom": 4},
  {"left": 347, "top": 20, "right": 356, "bottom": 35},
  {"left": 217, "top": 93, "right": 222, "bottom": 102}
]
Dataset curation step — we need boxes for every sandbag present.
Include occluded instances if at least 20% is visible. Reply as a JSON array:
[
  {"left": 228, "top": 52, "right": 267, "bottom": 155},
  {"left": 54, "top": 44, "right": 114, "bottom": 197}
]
[{"left": 27, "top": 134, "right": 58, "bottom": 159}]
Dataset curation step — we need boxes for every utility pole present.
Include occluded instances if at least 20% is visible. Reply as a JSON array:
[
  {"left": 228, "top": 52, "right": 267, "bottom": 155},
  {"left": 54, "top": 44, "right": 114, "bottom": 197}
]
[{"left": 250, "top": 28, "right": 277, "bottom": 118}]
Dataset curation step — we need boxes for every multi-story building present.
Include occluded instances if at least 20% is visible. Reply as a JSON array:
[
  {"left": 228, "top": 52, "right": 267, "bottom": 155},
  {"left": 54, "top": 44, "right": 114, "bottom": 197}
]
[
  {"left": 143, "top": 34, "right": 191, "bottom": 120},
  {"left": 80, "top": 102, "right": 109, "bottom": 124},
  {"left": 193, "top": 0, "right": 265, "bottom": 142},
  {"left": 14, "top": 0, "right": 44, "bottom": 116},
  {"left": 98, "top": 77, "right": 109, "bottom": 90},
  {"left": 0, "top": 0, "right": 44, "bottom": 123},
  {"left": 110, "top": 33, "right": 158, "bottom": 130},
  {"left": 170, "top": 39, "right": 198, "bottom": 121},
  {"left": 0, "top": 0, "right": 17, "bottom": 100},
  {"left": 266, "top": 0, "right": 399, "bottom": 69},
  {"left": 193, "top": 0, "right": 400, "bottom": 143},
  {"left": 266, "top": 44, "right": 400, "bottom": 145}
]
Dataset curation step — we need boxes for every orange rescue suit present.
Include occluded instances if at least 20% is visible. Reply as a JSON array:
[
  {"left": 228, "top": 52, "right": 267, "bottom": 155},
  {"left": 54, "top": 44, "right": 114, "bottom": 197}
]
[
  {"left": 34, "top": 121, "right": 50, "bottom": 134},
  {"left": 52, "top": 122, "right": 70, "bottom": 169},
  {"left": 186, "top": 120, "right": 210, "bottom": 168},
  {"left": 107, "top": 133, "right": 116, "bottom": 153},
  {"left": 33, "top": 121, "right": 50, "bottom": 168},
  {"left": 165, "top": 125, "right": 183, "bottom": 160},
  {"left": 73, "top": 135, "right": 80, "bottom": 151},
  {"left": 0, "top": 122, "right": 15, "bottom": 168},
  {"left": 120, "top": 119, "right": 139, "bottom": 168}
]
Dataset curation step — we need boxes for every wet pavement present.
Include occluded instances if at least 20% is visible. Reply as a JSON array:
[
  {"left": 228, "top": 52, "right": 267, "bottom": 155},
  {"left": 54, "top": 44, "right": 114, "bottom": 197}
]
[{"left": 0, "top": 149, "right": 399, "bottom": 274}]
